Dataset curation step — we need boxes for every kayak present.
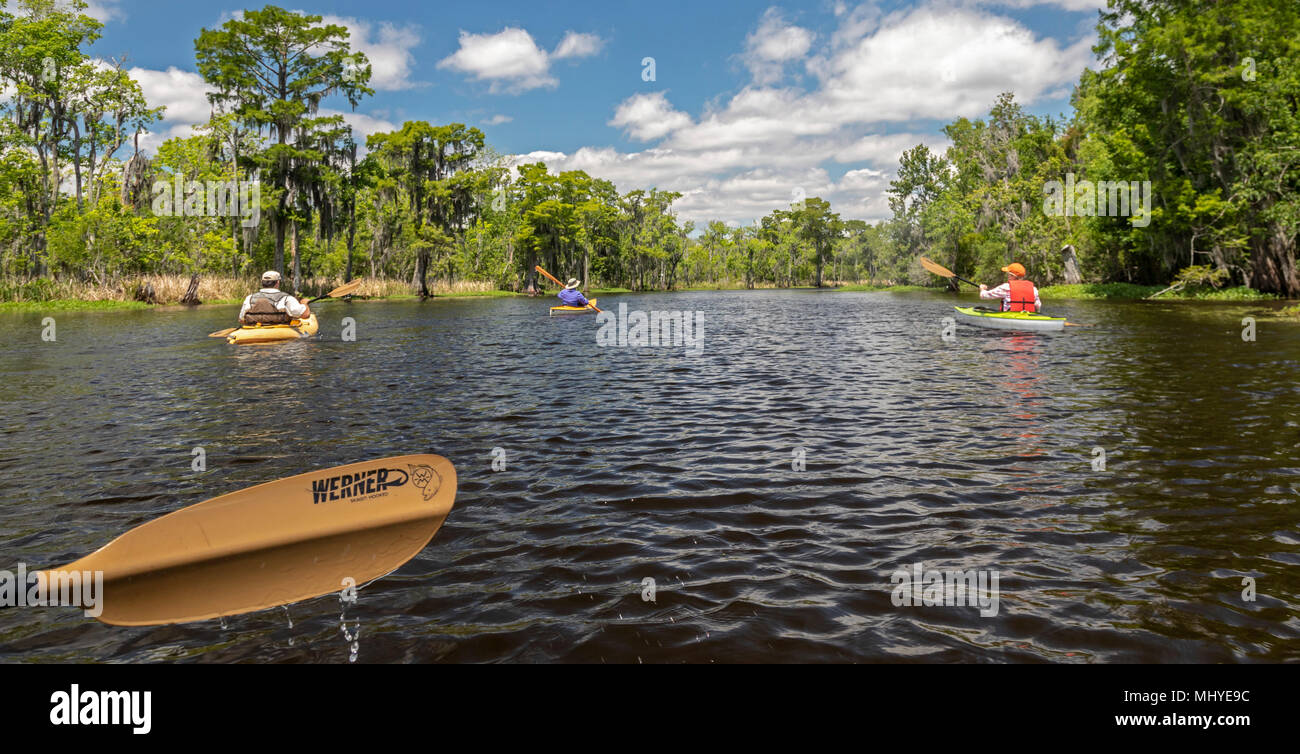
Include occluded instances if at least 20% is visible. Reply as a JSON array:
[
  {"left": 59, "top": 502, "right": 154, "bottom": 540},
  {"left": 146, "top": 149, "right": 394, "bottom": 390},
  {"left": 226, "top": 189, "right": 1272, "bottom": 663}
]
[
  {"left": 549, "top": 297, "right": 597, "bottom": 316},
  {"left": 953, "top": 306, "right": 1065, "bottom": 332},
  {"left": 226, "top": 314, "right": 319, "bottom": 344}
]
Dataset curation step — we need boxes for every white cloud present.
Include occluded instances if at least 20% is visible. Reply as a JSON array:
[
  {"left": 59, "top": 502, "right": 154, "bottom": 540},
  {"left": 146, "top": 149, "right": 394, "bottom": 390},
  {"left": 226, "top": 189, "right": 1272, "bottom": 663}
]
[
  {"left": 438, "top": 27, "right": 606, "bottom": 93},
  {"left": 521, "top": 3, "right": 1094, "bottom": 227},
  {"left": 321, "top": 15, "right": 425, "bottom": 91},
  {"left": 130, "top": 66, "right": 214, "bottom": 125},
  {"left": 743, "top": 9, "right": 815, "bottom": 84},
  {"left": 608, "top": 92, "right": 693, "bottom": 142},
  {"left": 322, "top": 108, "right": 397, "bottom": 141},
  {"left": 983, "top": 0, "right": 1106, "bottom": 10},
  {"left": 484, "top": 114, "right": 513, "bottom": 126},
  {"left": 438, "top": 28, "right": 555, "bottom": 93},
  {"left": 53, "top": 1, "right": 122, "bottom": 22},
  {"left": 553, "top": 31, "right": 605, "bottom": 60}
]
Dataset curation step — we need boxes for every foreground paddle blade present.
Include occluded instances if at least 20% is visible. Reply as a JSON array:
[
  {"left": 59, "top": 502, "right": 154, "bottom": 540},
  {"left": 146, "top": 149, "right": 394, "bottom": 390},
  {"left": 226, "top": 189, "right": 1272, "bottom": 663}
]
[
  {"left": 43, "top": 454, "right": 456, "bottom": 626},
  {"left": 208, "top": 327, "right": 238, "bottom": 338}
]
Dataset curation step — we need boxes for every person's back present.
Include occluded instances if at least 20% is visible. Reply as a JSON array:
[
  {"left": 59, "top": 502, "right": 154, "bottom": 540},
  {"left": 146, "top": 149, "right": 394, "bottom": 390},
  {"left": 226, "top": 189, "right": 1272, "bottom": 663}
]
[
  {"left": 239, "top": 271, "right": 310, "bottom": 325},
  {"left": 980, "top": 263, "right": 1040, "bottom": 312},
  {"left": 557, "top": 278, "right": 588, "bottom": 307}
]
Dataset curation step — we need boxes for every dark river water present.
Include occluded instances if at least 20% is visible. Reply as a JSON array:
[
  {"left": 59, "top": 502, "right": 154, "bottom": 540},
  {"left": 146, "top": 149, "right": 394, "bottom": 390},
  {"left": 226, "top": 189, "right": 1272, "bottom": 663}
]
[{"left": 1, "top": 290, "right": 1297, "bottom": 663}]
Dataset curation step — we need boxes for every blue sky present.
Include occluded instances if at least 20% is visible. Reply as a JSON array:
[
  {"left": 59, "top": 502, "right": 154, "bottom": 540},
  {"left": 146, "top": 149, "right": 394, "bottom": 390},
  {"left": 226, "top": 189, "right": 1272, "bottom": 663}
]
[{"left": 84, "top": 0, "right": 1107, "bottom": 225}]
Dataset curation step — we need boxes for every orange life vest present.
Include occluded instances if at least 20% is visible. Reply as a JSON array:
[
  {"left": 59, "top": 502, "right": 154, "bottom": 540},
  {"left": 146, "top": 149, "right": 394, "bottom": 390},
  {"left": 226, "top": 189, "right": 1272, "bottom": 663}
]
[{"left": 1008, "top": 279, "right": 1036, "bottom": 312}]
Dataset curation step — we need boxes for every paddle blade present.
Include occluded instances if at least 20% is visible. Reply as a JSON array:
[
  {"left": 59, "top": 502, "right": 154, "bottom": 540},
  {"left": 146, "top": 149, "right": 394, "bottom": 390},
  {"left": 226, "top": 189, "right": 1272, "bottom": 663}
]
[
  {"left": 45, "top": 454, "right": 456, "bottom": 626},
  {"left": 919, "top": 256, "right": 956, "bottom": 278},
  {"left": 208, "top": 327, "right": 239, "bottom": 338},
  {"left": 326, "top": 279, "right": 363, "bottom": 298}
]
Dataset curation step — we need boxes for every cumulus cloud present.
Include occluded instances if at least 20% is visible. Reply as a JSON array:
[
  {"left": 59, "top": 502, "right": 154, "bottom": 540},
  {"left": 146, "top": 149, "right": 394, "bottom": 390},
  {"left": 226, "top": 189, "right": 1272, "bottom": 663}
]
[
  {"left": 130, "top": 66, "right": 214, "bottom": 126},
  {"left": 321, "top": 15, "right": 425, "bottom": 91},
  {"left": 742, "top": 9, "right": 815, "bottom": 84},
  {"left": 553, "top": 31, "right": 605, "bottom": 60},
  {"left": 56, "top": 0, "right": 122, "bottom": 22},
  {"left": 439, "top": 27, "right": 606, "bottom": 93},
  {"left": 608, "top": 92, "right": 693, "bottom": 142},
  {"left": 523, "top": 3, "right": 1094, "bottom": 226},
  {"left": 484, "top": 114, "right": 513, "bottom": 126}
]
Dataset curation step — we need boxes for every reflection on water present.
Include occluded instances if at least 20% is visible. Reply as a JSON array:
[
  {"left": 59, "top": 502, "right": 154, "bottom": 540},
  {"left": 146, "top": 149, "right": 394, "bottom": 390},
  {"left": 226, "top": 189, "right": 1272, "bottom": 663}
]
[{"left": 0, "top": 291, "right": 1297, "bottom": 663}]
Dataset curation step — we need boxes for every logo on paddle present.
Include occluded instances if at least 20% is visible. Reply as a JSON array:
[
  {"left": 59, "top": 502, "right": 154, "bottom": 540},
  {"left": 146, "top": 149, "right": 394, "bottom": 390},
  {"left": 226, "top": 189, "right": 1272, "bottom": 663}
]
[
  {"left": 408, "top": 463, "right": 441, "bottom": 501},
  {"left": 311, "top": 467, "right": 410, "bottom": 504}
]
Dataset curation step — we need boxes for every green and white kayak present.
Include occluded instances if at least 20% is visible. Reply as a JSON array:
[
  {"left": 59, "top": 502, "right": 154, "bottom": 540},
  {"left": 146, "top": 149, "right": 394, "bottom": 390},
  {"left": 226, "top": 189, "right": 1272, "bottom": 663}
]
[{"left": 953, "top": 306, "right": 1066, "bottom": 332}]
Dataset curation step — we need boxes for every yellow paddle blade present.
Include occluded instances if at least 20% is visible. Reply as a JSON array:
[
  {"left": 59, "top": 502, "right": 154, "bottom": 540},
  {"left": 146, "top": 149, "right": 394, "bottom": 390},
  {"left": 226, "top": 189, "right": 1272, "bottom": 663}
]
[
  {"left": 42, "top": 454, "right": 456, "bottom": 626},
  {"left": 919, "top": 256, "right": 956, "bottom": 278},
  {"left": 208, "top": 327, "right": 239, "bottom": 338},
  {"left": 324, "top": 278, "right": 363, "bottom": 298}
]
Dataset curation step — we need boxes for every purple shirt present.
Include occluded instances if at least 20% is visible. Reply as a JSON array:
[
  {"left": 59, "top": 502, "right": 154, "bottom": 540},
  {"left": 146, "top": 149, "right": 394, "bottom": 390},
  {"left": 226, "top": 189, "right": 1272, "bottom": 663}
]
[{"left": 557, "top": 288, "right": 588, "bottom": 306}]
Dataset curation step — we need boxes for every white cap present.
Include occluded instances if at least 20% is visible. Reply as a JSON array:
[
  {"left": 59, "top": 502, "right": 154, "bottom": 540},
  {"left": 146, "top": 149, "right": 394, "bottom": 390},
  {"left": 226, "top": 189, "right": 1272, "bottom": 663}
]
[{"left": 261, "top": 270, "right": 281, "bottom": 284}]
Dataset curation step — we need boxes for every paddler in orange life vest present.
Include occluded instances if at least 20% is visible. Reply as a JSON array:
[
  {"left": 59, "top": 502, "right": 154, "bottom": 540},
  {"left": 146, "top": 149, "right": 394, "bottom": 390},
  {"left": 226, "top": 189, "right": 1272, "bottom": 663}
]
[
  {"left": 238, "top": 270, "right": 311, "bottom": 325},
  {"left": 979, "top": 262, "right": 1041, "bottom": 312}
]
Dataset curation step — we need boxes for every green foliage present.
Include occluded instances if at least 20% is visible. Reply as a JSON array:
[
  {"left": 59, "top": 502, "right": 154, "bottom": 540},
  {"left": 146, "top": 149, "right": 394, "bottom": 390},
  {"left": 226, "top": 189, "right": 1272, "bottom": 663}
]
[{"left": 2, "top": 2, "right": 1296, "bottom": 303}]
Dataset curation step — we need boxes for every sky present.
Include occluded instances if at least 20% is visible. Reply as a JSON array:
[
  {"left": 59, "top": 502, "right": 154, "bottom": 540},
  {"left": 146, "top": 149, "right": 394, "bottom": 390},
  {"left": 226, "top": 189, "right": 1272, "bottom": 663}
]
[{"left": 81, "top": 0, "right": 1108, "bottom": 227}]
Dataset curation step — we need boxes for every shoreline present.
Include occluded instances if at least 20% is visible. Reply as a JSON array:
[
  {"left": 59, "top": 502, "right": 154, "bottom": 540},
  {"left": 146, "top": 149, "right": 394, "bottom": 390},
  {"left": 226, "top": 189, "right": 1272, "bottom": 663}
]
[{"left": 1, "top": 282, "right": 1291, "bottom": 314}]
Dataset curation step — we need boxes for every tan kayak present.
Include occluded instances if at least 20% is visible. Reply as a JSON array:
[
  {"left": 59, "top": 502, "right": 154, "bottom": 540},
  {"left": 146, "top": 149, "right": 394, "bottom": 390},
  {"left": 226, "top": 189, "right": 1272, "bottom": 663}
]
[{"left": 226, "top": 313, "right": 319, "bottom": 344}]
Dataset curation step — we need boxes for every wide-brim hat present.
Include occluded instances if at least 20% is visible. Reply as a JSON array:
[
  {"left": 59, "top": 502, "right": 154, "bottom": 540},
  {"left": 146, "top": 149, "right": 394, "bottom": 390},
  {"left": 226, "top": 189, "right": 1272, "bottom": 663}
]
[{"left": 565, "top": 278, "right": 581, "bottom": 290}]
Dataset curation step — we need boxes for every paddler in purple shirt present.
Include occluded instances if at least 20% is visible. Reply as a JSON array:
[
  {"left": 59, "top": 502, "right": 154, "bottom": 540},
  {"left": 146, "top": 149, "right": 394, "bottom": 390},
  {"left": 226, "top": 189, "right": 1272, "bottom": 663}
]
[{"left": 557, "top": 278, "right": 590, "bottom": 308}]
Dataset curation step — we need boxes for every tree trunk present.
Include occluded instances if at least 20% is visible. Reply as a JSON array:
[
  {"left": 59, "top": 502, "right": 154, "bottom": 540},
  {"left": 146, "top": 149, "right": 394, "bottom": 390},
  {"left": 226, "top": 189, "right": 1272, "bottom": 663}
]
[
  {"left": 290, "top": 221, "right": 301, "bottom": 292},
  {"left": 179, "top": 273, "right": 202, "bottom": 305},
  {"left": 1061, "top": 244, "right": 1083, "bottom": 284},
  {"left": 1249, "top": 224, "right": 1299, "bottom": 297}
]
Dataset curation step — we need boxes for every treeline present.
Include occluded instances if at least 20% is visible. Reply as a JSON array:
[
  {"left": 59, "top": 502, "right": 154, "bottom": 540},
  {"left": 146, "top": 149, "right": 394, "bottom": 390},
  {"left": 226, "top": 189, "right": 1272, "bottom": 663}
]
[
  {"left": 892, "top": 0, "right": 1300, "bottom": 296},
  {"left": 1, "top": 0, "right": 1296, "bottom": 300}
]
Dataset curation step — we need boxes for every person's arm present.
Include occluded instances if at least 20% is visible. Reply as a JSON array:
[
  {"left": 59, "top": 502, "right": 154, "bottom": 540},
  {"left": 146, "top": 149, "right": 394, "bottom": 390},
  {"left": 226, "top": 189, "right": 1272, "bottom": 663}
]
[
  {"left": 1034, "top": 286, "right": 1042, "bottom": 312},
  {"left": 979, "top": 283, "right": 1009, "bottom": 300},
  {"left": 237, "top": 295, "right": 252, "bottom": 323},
  {"left": 574, "top": 291, "right": 589, "bottom": 306},
  {"left": 281, "top": 295, "right": 309, "bottom": 319}
]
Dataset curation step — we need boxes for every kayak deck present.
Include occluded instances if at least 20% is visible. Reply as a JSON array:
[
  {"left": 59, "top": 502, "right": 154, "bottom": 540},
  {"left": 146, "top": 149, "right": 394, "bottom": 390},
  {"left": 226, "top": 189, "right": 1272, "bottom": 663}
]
[
  {"left": 226, "top": 314, "right": 320, "bottom": 344},
  {"left": 953, "top": 306, "right": 1065, "bottom": 332},
  {"left": 549, "top": 297, "right": 597, "bottom": 316}
]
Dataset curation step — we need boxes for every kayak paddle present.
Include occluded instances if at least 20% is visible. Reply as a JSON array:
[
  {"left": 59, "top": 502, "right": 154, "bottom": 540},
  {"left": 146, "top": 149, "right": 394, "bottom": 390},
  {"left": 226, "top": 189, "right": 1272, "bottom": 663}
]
[
  {"left": 535, "top": 265, "right": 603, "bottom": 313},
  {"left": 37, "top": 454, "right": 456, "bottom": 626},
  {"left": 921, "top": 256, "right": 1094, "bottom": 327},
  {"left": 919, "top": 256, "right": 981, "bottom": 288},
  {"left": 209, "top": 279, "right": 365, "bottom": 338}
]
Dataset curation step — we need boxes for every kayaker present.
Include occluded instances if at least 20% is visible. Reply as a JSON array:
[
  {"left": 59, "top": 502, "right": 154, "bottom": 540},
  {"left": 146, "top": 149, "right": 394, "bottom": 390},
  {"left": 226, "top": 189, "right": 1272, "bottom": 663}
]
[
  {"left": 238, "top": 271, "right": 311, "bottom": 325},
  {"left": 556, "top": 278, "right": 590, "bottom": 308},
  {"left": 979, "top": 263, "right": 1041, "bottom": 312}
]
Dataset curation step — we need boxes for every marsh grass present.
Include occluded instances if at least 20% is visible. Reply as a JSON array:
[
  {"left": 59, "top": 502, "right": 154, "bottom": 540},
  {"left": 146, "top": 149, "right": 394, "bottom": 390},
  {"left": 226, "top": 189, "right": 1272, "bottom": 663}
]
[{"left": 0, "top": 274, "right": 501, "bottom": 308}]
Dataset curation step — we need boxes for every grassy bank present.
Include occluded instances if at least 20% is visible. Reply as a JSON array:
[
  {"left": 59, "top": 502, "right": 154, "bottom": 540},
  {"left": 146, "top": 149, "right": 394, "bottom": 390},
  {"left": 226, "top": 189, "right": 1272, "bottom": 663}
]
[
  {"left": 0, "top": 274, "right": 508, "bottom": 311},
  {"left": 1039, "top": 283, "right": 1277, "bottom": 300}
]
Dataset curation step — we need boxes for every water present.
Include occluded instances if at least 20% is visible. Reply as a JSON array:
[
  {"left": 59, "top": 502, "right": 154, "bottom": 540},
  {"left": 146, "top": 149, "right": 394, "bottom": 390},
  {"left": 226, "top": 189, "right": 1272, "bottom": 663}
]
[{"left": 1, "top": 290, "right": 1297, "bottom": 662}]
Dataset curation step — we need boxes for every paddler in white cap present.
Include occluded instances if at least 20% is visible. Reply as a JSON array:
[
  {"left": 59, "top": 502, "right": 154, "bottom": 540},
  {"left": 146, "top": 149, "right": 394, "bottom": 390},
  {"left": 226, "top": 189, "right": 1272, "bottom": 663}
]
[{"left": 238, "top": 270, "right": 311, "bottom": 325}]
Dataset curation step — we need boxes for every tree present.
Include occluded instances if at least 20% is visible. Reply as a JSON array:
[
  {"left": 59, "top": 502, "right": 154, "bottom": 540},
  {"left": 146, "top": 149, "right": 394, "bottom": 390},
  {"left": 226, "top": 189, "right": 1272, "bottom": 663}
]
[{"left": 195, "top": 4, "right": 373, "bottom": 282}]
